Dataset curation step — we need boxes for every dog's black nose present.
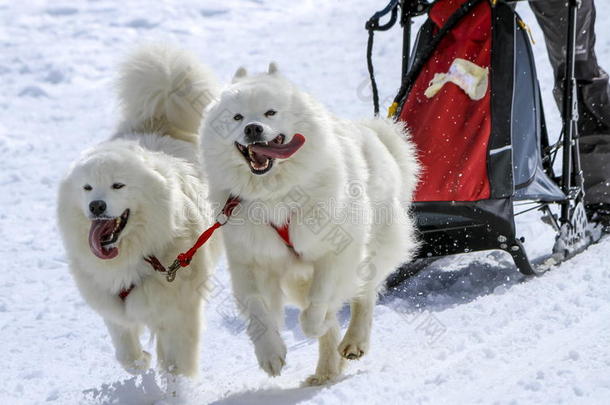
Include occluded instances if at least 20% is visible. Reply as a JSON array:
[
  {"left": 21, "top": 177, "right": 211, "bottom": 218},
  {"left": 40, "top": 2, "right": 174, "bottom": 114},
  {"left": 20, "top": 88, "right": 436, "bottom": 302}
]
[
  {"left": 244, "top": 123, "right": 264, "bottom": 143},
  {"left": 89, "top": 200, "right": 107, "bottom": 216}
]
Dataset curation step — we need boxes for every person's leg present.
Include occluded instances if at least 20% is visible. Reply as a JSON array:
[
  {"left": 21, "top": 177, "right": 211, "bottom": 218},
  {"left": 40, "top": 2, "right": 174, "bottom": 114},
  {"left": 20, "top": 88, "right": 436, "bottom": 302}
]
[
  {"left": 530, "top": 0, "right": 610, "bottom": 132},
  {"left": 531, "top": 0, "right": 610, "bottom": 208}
]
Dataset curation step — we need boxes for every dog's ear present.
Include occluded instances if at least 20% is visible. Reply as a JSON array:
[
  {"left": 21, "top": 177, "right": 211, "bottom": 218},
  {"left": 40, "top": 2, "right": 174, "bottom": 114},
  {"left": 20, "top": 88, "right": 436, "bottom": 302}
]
[
  {"left": 267, "top": 62, "right": 279, "bottom": 75},
  {"left": 232, "top": 67, "right": 247, "bottom": 83}
]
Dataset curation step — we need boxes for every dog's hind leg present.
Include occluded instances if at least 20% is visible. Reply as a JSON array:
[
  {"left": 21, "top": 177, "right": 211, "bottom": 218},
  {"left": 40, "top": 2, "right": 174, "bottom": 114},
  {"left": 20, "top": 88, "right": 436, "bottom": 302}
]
[
  {"left": 338, "top": 208, "right": 416, "bottom": 360},
  {"left": 105, "top": 320, "right": 151, "bottom": 374},
  {"left": 304, "top": 312, "right": 345, "bottom": 386},
  {"left": 338, "top": 290, "right": 376, "bottom": 360}
]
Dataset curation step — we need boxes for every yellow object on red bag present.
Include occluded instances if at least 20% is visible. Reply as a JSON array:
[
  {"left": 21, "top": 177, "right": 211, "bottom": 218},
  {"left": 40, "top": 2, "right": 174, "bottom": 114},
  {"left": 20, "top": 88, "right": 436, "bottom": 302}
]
[{"left": 424, "top": 58, "right": 489, "bottom": 101}]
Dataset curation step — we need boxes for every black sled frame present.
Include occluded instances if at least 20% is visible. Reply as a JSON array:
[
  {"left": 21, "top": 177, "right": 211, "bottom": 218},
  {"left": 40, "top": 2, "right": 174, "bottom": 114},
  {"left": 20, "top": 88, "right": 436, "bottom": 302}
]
[{"left": 365, "top": 0, "right": 599, "bottom": 282}]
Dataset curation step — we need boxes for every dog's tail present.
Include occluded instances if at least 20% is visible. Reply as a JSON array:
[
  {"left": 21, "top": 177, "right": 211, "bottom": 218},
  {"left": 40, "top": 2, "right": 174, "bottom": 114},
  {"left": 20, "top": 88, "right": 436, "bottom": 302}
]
[{"left": 117, "top": 44, "right": 218, "bottom": 144}]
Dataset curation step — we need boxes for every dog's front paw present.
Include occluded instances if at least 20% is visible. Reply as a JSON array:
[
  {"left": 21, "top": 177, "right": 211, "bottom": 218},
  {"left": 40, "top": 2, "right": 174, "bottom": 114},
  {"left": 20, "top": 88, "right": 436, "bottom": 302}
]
[
  {"left": 299, "top": 304, "right": 328, "bottom": 338},
  {"left": 338, "top": 333, "right": 369, "bottom": 360},
  {"left": 118, "top": 350, "right": 151, "bottom": 374},
  {"left": 254, "top": 331, "right": 287, "bottom": 377},
  {"left": 303, "top": 372, "right": 340, "bottom": 387}
]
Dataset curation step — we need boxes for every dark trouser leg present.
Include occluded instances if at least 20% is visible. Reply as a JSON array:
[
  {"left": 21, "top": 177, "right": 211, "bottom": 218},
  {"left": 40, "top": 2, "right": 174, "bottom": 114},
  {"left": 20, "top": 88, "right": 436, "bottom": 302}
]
[
  {"left": 530, "top": 0, "right": 610, "bottom": 131},
  {"left": 531, "top": 0, "right": 610, "bottom": 205}
]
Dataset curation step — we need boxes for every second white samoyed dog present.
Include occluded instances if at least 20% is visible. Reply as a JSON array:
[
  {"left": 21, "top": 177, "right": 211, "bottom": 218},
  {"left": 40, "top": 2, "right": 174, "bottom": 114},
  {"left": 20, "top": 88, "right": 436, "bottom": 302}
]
[
  {"left": 200, "top": 64, "right": 419, "bottom": 385},
  {"left": 57, "top": 45, "right": 220, "bottom": 377}
]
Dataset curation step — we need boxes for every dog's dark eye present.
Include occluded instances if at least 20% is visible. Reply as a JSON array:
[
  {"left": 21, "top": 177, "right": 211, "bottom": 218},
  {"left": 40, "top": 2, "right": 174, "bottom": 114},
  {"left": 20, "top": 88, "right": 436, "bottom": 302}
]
[
  {"left": 112, "top": 183, "right": 125, "bottom": 190},
  {"left": 83, "top": 184, "right": 92, "bottom": 191},
  {"left": 264, "top": 110, "right": 277, "bottom": 117},
  {"left": 233, "top": 113, "right": 243, "bottom": 121}
]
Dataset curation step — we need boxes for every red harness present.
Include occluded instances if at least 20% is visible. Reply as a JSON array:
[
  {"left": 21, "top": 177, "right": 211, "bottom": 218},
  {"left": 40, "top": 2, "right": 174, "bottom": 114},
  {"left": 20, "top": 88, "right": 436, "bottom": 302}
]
[
  {"left": 121, "top": 196, "right": 293, "bottom": 301},
  {"left": 271, "top": 221, "right": 294, "bottom": 249},
  {"left": 118, "top": 285, "right": 135, "bottom": 301}
]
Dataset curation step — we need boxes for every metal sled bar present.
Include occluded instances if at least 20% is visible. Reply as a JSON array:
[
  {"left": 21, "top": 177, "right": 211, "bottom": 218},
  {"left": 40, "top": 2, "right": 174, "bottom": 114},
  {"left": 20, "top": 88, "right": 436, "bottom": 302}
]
[{"left": 560, "top": 0, "right": 582, "bottom": 223}]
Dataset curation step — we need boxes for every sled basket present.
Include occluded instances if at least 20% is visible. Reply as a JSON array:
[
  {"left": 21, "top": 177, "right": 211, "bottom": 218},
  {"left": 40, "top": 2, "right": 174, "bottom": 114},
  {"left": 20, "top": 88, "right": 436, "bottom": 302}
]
[
  {"left": 366, "top": 0, "right": 593, "bottom": 277},
  {"left": 398, "top": 0, "right": 565, "bottom": 273}
]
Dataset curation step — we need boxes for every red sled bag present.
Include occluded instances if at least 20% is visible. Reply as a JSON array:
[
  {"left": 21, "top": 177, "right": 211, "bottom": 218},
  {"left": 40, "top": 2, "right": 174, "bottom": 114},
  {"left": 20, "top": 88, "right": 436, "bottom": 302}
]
[
  {"left": 401, "top": 0, "right": 493, "bottom": 201},
  {"left": 394, "top": 0, "right": 562, "bottom": 203}
]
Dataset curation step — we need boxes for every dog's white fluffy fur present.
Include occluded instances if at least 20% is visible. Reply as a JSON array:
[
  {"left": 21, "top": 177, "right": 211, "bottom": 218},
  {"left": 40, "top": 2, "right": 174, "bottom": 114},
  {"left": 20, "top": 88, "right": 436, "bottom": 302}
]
[
  {"left": 201, "top": 65, "right": 419, "bottom": 385},
  {"left": 57, "top": 45, "right": 220, "bottom": 376}
]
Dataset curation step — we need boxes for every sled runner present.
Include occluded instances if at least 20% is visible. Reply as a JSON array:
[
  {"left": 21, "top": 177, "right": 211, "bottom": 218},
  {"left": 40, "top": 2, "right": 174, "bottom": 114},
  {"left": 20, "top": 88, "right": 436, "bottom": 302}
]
[{"left": 365, "top": 0, "right": 601, "bottom": 282}]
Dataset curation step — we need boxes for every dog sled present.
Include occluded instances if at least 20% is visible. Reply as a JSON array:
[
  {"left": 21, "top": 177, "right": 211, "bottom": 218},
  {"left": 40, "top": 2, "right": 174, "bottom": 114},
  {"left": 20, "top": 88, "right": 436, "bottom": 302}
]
[{"left": 364, "top": 0, "right": 601, "bottom": 285}]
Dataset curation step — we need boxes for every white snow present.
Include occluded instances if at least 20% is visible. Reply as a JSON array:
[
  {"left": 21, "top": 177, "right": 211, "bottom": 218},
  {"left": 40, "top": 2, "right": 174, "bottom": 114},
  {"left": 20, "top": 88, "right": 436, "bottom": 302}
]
[{"left": 1, "top": 1, "right": 610, "bottom": 404}]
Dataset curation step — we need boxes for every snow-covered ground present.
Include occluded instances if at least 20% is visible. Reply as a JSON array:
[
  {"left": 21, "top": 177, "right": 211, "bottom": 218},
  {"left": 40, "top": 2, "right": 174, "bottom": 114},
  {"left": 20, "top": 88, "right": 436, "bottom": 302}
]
[{"left": 1, "top": 1, "right": 610, "bottom": 404}]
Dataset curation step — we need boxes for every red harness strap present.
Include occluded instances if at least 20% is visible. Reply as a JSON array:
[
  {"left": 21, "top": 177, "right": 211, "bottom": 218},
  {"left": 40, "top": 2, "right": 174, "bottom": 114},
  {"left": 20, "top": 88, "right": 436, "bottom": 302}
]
[
  {"left": 142, "top": 197, "right": 239, "bottom": 282},
  {"left": 271, "top": 221, "right": 293, "bottom": 249},
  {"left": 144, "top": 196, "right": 296, "bottom": 282},
  {"left": 175, "top": 197, "right": 240, "bottom": 266},
  {"left": 118, "top": 284, "right": 135, "bottom": 301}
]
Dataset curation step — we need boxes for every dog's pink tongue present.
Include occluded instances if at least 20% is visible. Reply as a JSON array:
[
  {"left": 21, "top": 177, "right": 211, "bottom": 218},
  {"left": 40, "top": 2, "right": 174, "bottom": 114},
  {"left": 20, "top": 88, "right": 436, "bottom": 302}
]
[
  {"left": 250, "top": 133, "right": 306, "bottom": 159},
  {"left": 88, "top": 220, "right": 118, "bottom": 260}
]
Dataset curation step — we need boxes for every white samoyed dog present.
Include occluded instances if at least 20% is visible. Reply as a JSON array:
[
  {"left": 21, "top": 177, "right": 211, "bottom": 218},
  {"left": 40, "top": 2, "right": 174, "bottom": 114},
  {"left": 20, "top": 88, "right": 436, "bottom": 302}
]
[
  {"left": 57, "top": 45, "right": 221, "bottom": 377},
  {"left": 200, "top": 64, "right": 419, "bottom": 385}
]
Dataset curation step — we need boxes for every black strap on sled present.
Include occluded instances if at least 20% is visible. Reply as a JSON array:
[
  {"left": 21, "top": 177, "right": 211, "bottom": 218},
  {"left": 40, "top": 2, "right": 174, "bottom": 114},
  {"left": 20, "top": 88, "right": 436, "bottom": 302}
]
[
  {"left": 365, "top": 0, "right": 400, "bottom": 116},
  {"left": 391, "top": 0, "right": 485, "bottom": 118}
]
